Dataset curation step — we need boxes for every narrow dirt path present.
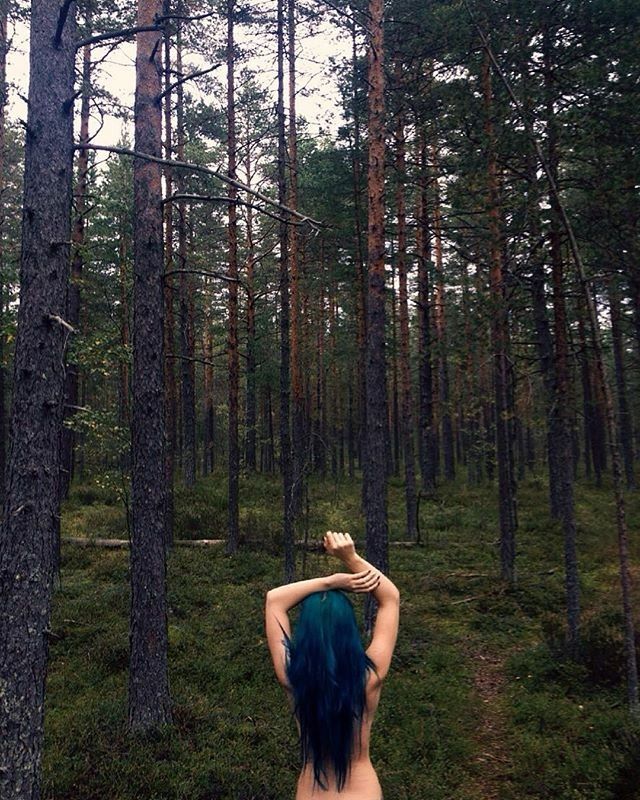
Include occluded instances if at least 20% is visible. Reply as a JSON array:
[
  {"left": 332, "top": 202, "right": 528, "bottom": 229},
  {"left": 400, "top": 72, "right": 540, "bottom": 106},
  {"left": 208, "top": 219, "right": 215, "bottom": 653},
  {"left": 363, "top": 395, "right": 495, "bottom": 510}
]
[{"left": 464, "top": 642, "right": 513, "bottom": 800}]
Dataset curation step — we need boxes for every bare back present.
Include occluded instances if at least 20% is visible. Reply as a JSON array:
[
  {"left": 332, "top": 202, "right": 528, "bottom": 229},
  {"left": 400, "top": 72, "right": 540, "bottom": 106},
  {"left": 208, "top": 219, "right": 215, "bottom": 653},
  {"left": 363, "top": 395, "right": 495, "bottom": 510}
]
[{"left": 293, "top": 672, "right": 384, "bottom": 800}]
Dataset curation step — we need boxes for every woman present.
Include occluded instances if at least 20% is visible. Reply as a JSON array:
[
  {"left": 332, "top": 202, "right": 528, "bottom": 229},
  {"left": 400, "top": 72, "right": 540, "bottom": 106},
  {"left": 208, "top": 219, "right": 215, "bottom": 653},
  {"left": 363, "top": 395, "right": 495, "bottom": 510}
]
[{"left": 265, "top": 531, "right": 400, "bottom": 800}]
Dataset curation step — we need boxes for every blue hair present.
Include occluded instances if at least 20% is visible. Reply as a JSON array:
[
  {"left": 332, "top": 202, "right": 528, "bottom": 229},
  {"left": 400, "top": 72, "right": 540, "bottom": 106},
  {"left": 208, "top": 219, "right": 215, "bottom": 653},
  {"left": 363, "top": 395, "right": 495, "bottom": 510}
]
[{"left": 284, "top": 590, "right": 376, "bottom": 792}]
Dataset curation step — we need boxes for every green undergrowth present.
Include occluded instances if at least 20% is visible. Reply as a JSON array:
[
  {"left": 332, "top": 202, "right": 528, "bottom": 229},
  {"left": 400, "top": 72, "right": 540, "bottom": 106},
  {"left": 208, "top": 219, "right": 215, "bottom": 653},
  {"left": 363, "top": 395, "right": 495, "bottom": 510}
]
[{"left": 45, "top": 470, "right": 640, "bottom": 799}]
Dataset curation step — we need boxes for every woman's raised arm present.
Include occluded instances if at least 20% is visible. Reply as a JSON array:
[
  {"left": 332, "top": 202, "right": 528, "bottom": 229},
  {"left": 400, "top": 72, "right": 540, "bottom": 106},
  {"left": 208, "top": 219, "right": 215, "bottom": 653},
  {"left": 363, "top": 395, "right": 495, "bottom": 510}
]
[
  {"left": 323, "top": 531, "right": 400, "bottom": 683},
  {"left": 265, "top": 570, "right": 381, "bottom": 687}
]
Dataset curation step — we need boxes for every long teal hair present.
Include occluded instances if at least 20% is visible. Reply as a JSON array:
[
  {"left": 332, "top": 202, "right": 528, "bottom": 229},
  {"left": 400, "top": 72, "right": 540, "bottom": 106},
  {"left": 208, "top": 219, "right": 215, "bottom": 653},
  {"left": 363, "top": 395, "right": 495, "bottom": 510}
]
[{"left": 284, "top": 590, "right": 376, "bottom": 791}]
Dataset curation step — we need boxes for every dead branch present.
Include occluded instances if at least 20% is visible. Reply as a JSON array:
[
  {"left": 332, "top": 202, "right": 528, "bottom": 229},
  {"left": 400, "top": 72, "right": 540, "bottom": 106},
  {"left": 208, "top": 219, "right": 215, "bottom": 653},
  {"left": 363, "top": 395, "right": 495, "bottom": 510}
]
[
  {"left": 76, "top": 25, "right": 164, "bottom": 49},
  {"left": 158, "top": 64, "right": 222, "bottom": 101},
  {"left": 164, "top": 192, "right": 308, "bottom": 227},
  {"left": 46, "top": 313, "right": 76, "bottom": 333},
  {"left": 164, "top": 268, "right": 239, "bottom": 283},
  {"left": 73, "top": 144, "right": 326, "bottom": 228},
  {"left": 62, "top": 536, "right": 224, "bottom": 548}
]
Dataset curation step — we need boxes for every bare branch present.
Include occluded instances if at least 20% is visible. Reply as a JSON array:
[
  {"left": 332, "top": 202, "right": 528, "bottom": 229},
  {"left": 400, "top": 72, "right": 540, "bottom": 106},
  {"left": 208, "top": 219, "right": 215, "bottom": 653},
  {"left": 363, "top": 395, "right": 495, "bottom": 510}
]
[
  {"left": 158, "top": 64, "right": 223, "bottom": 101},
  {"left": 76, "top": 24, "right": 164, "bottom": 50},
  {"left": 164, "top": 268, "right": 239, "bottom": 283},
  {"left": 164, "top": 192, "right": 306, "bottom": 226},
  {"left": 75, "top": 144, "right": 326, "bottom": 228},
  {"left": 156, "top": 11, "right": 218, "bottom": 24},
  {"left": 45, "top": 313, "right": 76, "bottom": 333}
]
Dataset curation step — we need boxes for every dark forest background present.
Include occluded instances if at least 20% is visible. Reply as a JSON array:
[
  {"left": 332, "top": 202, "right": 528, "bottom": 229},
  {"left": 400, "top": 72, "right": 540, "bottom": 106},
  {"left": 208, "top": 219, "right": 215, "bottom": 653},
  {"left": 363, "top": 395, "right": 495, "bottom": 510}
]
[{"left": 1, "top": 0, "right": 640, "bottom": 798}]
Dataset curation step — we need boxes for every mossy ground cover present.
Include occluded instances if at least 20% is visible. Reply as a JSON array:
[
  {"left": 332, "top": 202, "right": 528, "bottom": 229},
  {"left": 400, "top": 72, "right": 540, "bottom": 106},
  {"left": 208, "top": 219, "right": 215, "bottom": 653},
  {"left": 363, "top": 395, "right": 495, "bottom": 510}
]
[{"left": 46, "top": 470, "right": 640, "bottom": 799}]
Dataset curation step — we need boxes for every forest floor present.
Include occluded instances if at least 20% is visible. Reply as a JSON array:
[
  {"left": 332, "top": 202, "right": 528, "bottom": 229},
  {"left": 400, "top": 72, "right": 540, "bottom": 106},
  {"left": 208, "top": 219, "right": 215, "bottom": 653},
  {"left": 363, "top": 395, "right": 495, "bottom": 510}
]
[{"left": 44, "top": 470, "right": 640, "bottom": 800}]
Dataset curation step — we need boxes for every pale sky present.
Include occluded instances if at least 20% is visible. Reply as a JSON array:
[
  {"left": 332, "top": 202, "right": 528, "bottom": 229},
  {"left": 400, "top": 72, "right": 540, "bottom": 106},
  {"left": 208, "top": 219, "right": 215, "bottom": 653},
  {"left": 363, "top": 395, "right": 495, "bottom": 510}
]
[{"left": 6, "top": 7, "right": 351, "bottom": 157}]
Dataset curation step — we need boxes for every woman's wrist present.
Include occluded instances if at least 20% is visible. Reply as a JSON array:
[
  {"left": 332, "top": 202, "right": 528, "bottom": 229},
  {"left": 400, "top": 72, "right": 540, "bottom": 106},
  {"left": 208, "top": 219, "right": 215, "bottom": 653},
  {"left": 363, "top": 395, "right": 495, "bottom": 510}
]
[{"left": 342, "top": 553, "right": 366, "bottom": 572}]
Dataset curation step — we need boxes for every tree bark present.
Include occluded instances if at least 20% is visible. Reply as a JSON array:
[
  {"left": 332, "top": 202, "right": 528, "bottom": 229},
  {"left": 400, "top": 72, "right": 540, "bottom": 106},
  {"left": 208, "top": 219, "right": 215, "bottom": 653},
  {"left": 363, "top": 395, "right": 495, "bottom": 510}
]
[
  {"left": 162, "top": 0, "right": 176, "bottom": 546},
  {"left": 0, "top": 1, "right": 77, "bottom": 795},
  {"left": 61, "top": 10, "right": 91, "bottom": 502},
  {"left": 202, "top": 290, "right": 215, "bottom": 475},
  {"left": 118, "top": 224, "right": 131, "bottom": 431},
  {"left": 0, "top": 1, "right": 9, "bottom": 507},
  {"left": 415, "top": 121, "right": 436, "bottom": 493},
  {"left": 244, "top": 143, "right": 256, "bottom": 471},
  {"left": 481, "top": 49, "right": 517, "bottom": 585},
  {"left": 288, "top": 0, "right": 304, "bottom": 515},
  {"left": 364, "top": 0, "right": 389, "bottom": 629},
  {"left": 394, "top": 97, "right": 417, "bottom": 540},
  {"left": 277, "top": 0, "right": 295, "bottom": 581},
  {"left": 608, "top": 278, "right": 635, "bottom": 490},
  {"left": 226, "top": 0, "right": 240, "bottom": 553},
  {"left": 175, "top": 15, "right": 196, "bottom": 488},
  {"left": 128, "top": 0, "right": 172, "bottom": 730},
  {"left": 431, "top": 144, "right": 455, "bottom": 481},
  {"left": 543, "top": 30, "right": 580, "bottom": 652}
]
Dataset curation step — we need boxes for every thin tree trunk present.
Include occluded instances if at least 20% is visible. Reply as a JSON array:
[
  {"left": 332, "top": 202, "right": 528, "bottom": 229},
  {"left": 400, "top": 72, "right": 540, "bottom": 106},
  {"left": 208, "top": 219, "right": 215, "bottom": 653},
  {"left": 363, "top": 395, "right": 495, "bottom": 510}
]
[
  {"left": 481, "top": 49, "right": 517, "bottom": 585},
  {"left": 0, "top": 2, "right": 77, "bottom": 794},
  {"left": 394, "top": 96, "right": 417, "bottom": 539},
  {"left": 128, "top": 0, "right": 172, "bottom": 730},
  {"left": 415, "top": 121, "right": 436, "bottom": 493},
  {"left": 162, "top": 0, "right": 176, "bottom": 546},
  {"left": 364, "top": 0, "right": 389, "bottom": 630},
  {"left": 118, "top": 225, "right": 131, "bottom": 431},
  {"left": 350, "top": 20, "right": 368, "bottom": 498},
  {"left": 431, "top": 144, "right": 455, "bottom": 481},
  {"left": 608, "top": 278, "right": 635, "bottom": 490},
  {"left": 288, "top": 0, "right": 304, "bottom": 515},
  {"left": 0, "top": 1, "right": 9, "bottom": 506},
  {"left": 175, "top": 17, "right": 196, "bottom": 487},
  {"left": 202, "top": 293, "right": 215, "bottom": 475},
  {"left": 277, "top": 0, "right": 295, "bottom": 581},
  {"left": 226, "top": 0, "right": 240, "bottom": 553},
  {"left": 244, "top": 149, "right": 257, "bottom": 470},
  {"left": 543, "top": 31, "right": 580, "bottom": 652},
  {"left": 389, "top": 257, "right": 399, "bottom": 477},
  {"left": 521, "top": 57, "right": 563, "bottom": 517},
  {"left": 61, "top": 12, "right": 91, "bottom": 502}
]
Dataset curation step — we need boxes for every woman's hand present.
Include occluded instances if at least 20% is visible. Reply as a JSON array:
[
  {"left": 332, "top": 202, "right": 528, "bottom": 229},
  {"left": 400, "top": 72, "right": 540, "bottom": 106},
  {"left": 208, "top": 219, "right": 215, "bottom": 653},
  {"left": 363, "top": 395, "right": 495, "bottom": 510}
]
[
  {"left": 329, "top": 569, "right": 381, "bottom": 594},
  {"left": 323, "top": 530, "right": 357, "bottom": 562}
]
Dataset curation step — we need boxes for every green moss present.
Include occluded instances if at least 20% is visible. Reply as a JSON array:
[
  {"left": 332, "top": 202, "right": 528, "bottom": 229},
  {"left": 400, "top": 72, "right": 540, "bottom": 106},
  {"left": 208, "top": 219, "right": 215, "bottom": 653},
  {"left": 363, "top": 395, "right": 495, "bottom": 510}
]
[{"left": 42, "top": 470, "right": 640, "bottom": 799}]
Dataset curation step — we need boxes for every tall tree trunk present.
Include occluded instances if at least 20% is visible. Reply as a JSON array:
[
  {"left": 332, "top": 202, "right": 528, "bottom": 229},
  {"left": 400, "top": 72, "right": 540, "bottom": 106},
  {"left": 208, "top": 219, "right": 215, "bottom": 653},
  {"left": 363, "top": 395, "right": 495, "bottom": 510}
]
[
  {"left": 226, "top": 0, "right": 239, "bottom": 553},
  {"left": 481, "top": 49, "right": 517, "bottom": 584},
  {"left": 364, "top": 0, "right": 389, "bottom": 629},
  {"left": 244, "top": 147, "right": 257, "bottom": 470},
  {"left": 162, "top": 0, "right": 176, "bottom": 546},
  {"left": 118, "top": 225, "right": 131, "bottom": 431},
  {"left": 431, "top": 145, "right": 455, "bottom": 481},
  {"left": 521, "top": 57, "right": 563, "bottom": 516},
  {"left": 394, "top": 98, "right": 417, "bottom": 539},
  {"left": 0, "top": 1, "right": 9, "bottom": 505},
  {"left": 61, "top": 11, "right": 91, "bottom": 502},
  {"left": 288, "top": 0, "right": 304, "bottom": 515},
  {"left": 350, "top": 21, "right": 368, "bottom": 498},
  {"left": 202, "top": 290, "right": 215, "bottom": 475},
  {"left": 314, "top": 277, "right": 326, "bottom": 475},
  {"left": 0, "top": 2, "right": 77, "bottom": 794},
  {"left": 175, "top": 17, "right": 196, "bottom": 487},
  {"left": 389, "top": 257, "right": 400, "bottom": 476},
  {"left": 415, "top": 121, "right": 436, "bottom": 493},
  {"left": 543, "top": 31, "right": 580, "bottom": 652},
  {"left": 608, "top": 279, "right": 635, "bottom": 490},
  {"left": 277, "top": 0, "right": 295, "bottom": 581},
  {"left": 128, "top": 0, "right": 172, "bottom": 730}
]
